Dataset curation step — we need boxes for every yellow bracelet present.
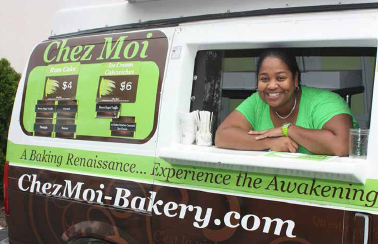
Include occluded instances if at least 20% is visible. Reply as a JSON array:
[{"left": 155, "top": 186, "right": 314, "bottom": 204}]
[{"left": 282, "top": 123, "right": 292, "bottom": 137}]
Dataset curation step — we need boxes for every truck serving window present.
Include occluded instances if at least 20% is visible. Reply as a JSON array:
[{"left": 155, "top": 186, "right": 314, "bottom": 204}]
[
  {"left": 20, "top": 31, "right": 168, "bottom": 143},
  {"left": 191, "top": 48, "right": 375, "bottom": 139},
  {"left": 156, "top": 47, "right": 376, "bottom": 183},
  {"left": 191, "top": 48, "right": 376, "bottom": 143}
]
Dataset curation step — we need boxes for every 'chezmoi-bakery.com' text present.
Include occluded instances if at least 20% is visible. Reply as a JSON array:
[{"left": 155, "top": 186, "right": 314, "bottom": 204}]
[{"left": 18, "top": 174, "right": 297, "bottom": 238}]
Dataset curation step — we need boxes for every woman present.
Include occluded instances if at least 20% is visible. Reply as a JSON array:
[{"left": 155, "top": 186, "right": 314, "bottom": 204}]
[{"left": 215, "top": 49, "right": 356, "bottom": 156}]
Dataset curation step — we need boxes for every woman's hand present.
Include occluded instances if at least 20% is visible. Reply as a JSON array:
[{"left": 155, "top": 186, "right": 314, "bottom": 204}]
[
  {"left": 248, "top": 129, "right": 298, "bottom": 152},
  {"left": 248, "top": 127, "right": 284, "bottom": 140},
  {"left": 267, "top": 137, "right": 299, "bottom": 153}
]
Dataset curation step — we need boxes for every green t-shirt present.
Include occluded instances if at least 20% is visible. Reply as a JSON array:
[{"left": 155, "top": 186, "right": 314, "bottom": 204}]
[{"left": 236, "top": 86, "right": 357, "bottom": 154}]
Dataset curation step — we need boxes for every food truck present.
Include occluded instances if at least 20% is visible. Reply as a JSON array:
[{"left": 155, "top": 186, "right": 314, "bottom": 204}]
[{"left": 4, "top": 0, "right": 378, "bottom": 243}]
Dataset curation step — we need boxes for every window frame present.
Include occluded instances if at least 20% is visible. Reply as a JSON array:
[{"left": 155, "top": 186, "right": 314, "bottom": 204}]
[{"left": 157, "top": 47, "right": 377, "bottom": 184}]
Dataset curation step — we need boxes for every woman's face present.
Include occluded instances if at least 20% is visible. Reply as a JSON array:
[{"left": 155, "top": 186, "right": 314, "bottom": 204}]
[{"left": 257, "top": 56, "right": 298, "bottom": 108}]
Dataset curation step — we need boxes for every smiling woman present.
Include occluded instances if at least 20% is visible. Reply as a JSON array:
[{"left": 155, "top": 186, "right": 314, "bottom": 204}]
[{"left": 215, "top": 49, "right": 356, "bottom": 156}]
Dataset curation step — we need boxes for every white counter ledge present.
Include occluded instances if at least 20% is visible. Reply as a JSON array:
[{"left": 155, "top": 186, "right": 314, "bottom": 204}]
[{"left": 157, "top": 144, "right": 368, "bottom": 183}]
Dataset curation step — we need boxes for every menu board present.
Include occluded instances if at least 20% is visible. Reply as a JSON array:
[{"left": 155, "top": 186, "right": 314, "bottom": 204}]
[{"left": 21, "top": 30, "right": 168, "bottom": 143}]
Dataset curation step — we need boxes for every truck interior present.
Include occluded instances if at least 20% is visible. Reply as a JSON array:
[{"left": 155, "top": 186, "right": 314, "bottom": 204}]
[{"left": 190, "top": 47, "right": 376, "bottom": 143}]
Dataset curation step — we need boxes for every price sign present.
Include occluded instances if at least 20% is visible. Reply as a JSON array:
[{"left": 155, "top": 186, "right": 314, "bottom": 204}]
[
  {"left": 97, "top": 75, "right": 138, "bottom": 103},
  {"left": 120, "top": 81, "right": 133, "bottom": 91},
  {"left": 62, "top": 81, "right": 73, "bottom": 90},
  {"left": 44, "top": 75, "right": 78, "bottom": 101}
]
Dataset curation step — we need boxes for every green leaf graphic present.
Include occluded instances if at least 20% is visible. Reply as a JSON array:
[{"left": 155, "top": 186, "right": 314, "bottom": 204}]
[
  {"left": 45, "top": 78, "right": 59, "bottom": 96},
  {"left": 99, "top": 78, "right": 116, "bottom": 98}
]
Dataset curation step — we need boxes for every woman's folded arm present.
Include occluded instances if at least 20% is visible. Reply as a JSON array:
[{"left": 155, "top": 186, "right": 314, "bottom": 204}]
[
  {"left": 215, "top": 111, "right": 264, "bottom": 150},
  {"left": 287, "top": 114, "right": 353, "bottom": 156},
  {"left": 215, "top": 111, "right": 299, "bottom": 153}
]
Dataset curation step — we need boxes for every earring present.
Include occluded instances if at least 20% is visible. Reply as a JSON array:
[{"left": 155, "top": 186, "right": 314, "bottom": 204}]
[
  {"left": 295, "top": 86, "right": 299, "bottom": 91},
  {"left": 256, "top": 88, "right": 259, "bottom": 92}
]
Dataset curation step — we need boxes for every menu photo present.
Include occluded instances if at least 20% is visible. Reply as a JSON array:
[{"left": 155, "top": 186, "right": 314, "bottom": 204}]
[
  {"left": 44, "top": 75, "right": 78, "bottom": 101},
  {"left": 96, "top": 75, "right": 139, "bottom": 103}
]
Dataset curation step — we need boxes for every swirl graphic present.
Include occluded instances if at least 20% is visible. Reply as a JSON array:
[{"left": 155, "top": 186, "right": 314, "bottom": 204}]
[{"left": 270, "top": 237, "right": 312, "bottom": 244}]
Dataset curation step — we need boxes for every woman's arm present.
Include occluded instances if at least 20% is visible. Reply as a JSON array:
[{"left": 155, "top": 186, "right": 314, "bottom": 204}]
[
  {"left": 287, "top": 114, "right": 353, "bottom": 156},
  {"left": 215, "top": 110, "right": 298, "bottom": 152},
  {"left": 251, "top": 113, "right": 353, "bottom": 156}
]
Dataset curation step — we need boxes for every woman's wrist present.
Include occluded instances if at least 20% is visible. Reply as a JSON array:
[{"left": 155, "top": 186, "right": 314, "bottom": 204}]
[{"left": 286, "top": 124, "right": 297, "bottom": 138}]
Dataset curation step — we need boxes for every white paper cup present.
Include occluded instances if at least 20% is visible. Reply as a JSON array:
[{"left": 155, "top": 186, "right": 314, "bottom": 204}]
[{"left": 180, "top": 112, "right": 196, "bottom": 145}]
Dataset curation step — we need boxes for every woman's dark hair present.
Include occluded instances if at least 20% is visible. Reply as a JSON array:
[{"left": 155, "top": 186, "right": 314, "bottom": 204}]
[{"left": 256, "top": 49, "right": 301, "bottom": 84}]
